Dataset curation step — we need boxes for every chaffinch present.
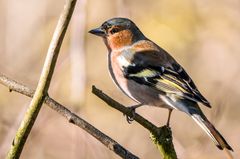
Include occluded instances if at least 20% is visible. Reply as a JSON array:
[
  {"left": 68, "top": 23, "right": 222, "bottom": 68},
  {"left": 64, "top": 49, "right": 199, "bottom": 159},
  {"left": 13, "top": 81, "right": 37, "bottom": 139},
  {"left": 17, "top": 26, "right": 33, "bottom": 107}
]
[{"left": 89, "top": 17, "right": 232, "bottom": 151}]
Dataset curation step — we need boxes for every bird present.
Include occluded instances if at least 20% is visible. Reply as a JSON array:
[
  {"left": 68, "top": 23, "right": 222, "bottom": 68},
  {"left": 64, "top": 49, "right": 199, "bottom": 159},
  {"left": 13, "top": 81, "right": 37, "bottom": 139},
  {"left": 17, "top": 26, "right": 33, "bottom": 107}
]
[{"left": 89, "top": 17, "right": 233, "bottom": 151}]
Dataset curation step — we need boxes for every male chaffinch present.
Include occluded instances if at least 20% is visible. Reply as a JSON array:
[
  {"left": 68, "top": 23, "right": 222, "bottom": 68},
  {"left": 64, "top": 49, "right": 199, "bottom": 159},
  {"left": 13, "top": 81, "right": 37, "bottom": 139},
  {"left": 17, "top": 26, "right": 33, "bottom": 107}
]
[{"left": 89, "top": 17, "right": 233, "bottom": 151}]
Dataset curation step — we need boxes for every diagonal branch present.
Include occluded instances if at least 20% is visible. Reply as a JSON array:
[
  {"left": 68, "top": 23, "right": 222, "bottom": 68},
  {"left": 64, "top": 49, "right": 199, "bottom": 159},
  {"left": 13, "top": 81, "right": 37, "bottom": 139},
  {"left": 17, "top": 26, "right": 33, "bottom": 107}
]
[
  {"left": 92, "top": 86, "right": 158, "bottom": 134},
  {"left": 6, "top": 0, "right": 77, "bottom": 158},
  {"left": 0, "top": 74, "right": 139, "bottom": 159},
  {"left": 92, "top": 86, "right": 177, "bottom": 159}
]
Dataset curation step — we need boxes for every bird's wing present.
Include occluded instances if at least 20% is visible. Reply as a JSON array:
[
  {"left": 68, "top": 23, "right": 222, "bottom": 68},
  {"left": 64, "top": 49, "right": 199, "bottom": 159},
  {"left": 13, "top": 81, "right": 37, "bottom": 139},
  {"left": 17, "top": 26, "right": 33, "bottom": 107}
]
[{"left": 123, "top": 49, "right": 211, "bottom": 108}]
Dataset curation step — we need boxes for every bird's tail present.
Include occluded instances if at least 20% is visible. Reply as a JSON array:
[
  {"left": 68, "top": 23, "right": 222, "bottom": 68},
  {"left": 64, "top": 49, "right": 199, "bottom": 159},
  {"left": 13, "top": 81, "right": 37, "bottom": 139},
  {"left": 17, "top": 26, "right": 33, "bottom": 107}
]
[{"left": 191, "top": 113, "right": 233, "bottom": 151}]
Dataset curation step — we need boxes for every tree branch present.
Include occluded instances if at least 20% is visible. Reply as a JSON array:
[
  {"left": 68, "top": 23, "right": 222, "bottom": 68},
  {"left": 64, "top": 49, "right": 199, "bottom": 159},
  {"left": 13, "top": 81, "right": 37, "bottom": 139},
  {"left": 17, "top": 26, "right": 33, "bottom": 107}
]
[
  {"left": 6, "top": 0, "right": 77, "bottom": 158},
  {"left": 0, "top": 74, "right": 139, "bottom": 159},
  {"left": 92, "top": 86, "right": 177, "bottom": 159}
]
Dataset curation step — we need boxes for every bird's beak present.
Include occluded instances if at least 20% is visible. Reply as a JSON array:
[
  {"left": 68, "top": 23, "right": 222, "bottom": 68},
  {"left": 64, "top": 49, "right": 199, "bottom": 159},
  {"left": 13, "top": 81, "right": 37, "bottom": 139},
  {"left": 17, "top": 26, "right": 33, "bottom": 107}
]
[{"left": 88, "top": 27, "right": 106, "bottom": 37}]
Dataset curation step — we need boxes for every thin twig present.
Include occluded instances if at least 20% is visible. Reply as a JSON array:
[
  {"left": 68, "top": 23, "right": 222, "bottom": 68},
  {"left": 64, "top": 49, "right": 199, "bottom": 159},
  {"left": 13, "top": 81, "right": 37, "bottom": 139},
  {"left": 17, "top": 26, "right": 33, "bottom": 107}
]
[
  {"left": 6, "top": 0, "right": 77, "bottom": 158},
  {"left": 92, "top": 86, "right": 157, "bottom": 133},
  {"left": 92, "top": 85, "right": 177, "bottom": 159},
  {"left": 0, "top": 74, "right": 139, "bottom": 159}
]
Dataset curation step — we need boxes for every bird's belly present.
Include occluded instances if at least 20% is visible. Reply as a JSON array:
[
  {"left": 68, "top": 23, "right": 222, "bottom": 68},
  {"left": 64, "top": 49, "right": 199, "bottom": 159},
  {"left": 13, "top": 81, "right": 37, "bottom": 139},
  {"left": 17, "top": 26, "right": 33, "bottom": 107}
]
[{"left": 108, "top": 53, "right": 166, "bottom": 107}]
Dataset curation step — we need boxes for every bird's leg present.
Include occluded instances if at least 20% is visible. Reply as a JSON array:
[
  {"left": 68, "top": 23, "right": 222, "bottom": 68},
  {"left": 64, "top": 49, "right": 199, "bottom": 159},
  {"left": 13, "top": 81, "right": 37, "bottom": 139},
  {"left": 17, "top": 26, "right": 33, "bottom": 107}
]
[
  {"left": 125, "top": 104, "right": 143, "bottom": 124},
  {"left": 166, "top": 109, "right": 173, "bottom": 127}
]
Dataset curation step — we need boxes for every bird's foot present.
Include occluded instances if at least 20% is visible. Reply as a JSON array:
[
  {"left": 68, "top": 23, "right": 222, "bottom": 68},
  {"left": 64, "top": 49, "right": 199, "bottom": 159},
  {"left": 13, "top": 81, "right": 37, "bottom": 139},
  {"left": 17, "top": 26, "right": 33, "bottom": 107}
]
[
  {"left": 125, "top": 104, "right": 143, "bottom": 124},
  {"left": 126, "top": 106, "right": 136, "bottom": 124}
]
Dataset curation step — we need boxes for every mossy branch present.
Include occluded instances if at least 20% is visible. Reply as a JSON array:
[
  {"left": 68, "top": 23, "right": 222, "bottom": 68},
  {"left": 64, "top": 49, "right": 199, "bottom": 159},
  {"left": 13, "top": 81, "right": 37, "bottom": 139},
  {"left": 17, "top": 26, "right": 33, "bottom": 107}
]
[
  {"left": 150, "top": 126, "right": 177, "bottom": 159},
  {"left": 92, "top": 85, "right": 177, "bottom": 159},
  {"left": 6, "top": 0, "right": 77, "bottom": 158}
]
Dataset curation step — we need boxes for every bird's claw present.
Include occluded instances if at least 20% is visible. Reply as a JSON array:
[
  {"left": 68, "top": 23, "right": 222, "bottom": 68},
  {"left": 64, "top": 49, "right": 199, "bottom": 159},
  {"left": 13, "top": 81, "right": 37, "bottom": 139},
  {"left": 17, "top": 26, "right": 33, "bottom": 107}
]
[{"left": 125, "top": 106, "right": 136, "bottom": 124}]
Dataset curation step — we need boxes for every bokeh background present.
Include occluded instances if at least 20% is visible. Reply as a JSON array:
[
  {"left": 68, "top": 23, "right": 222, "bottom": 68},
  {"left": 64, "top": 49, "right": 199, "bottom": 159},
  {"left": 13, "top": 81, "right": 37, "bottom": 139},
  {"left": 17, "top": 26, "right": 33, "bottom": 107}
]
[{"left": 0, "top": 0, "right": 239, "bottom": 158}]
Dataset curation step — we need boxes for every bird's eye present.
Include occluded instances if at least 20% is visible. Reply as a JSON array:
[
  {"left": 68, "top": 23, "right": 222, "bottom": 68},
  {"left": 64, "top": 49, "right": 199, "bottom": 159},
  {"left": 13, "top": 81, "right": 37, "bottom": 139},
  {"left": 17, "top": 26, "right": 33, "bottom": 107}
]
[{"left": 110, "top": 28, "right": 120, "bottom": 34}]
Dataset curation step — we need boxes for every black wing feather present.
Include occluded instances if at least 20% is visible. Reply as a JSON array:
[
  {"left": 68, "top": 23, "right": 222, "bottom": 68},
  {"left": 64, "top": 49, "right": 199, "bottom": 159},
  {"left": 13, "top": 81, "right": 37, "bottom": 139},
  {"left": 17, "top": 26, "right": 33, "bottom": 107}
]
[
  {"left": 123, "top": 50, "right": 211, "bottom": 108},
  {"left": 170, "top": 63, "right": 211, "bottom": 107}
]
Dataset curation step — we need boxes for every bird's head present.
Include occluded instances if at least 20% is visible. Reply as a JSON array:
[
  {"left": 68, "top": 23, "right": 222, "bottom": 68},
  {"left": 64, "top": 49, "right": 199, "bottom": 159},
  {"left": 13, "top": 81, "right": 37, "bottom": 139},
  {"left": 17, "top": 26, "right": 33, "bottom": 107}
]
[{"left": 89, "top": 18, "right": 145, "bottom": 51}]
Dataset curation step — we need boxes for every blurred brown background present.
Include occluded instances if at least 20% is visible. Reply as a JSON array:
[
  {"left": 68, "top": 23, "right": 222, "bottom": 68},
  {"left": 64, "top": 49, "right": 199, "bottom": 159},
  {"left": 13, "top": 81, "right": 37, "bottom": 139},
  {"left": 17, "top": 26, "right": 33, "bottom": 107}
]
[{"left": 0, "top": 0, "right": 239, "bottom": 158}]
